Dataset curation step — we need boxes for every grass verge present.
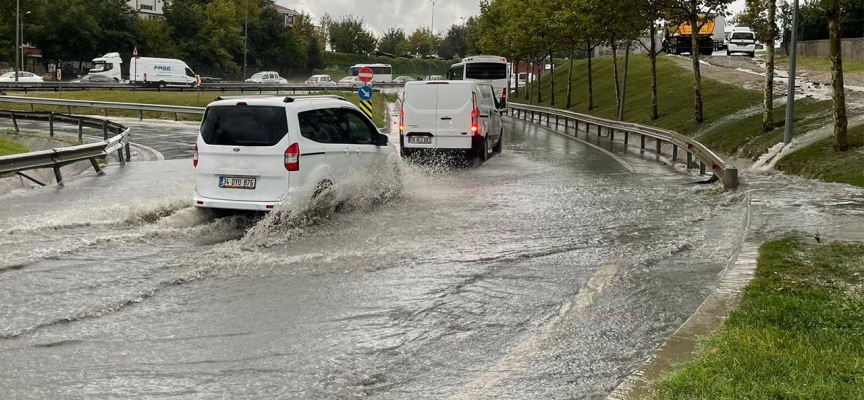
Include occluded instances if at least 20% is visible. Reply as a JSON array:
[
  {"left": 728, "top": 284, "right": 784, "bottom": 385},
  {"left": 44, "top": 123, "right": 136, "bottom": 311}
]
[
  {"left": 651, "top": 236, "right": 864, "bottom": 399},
  {"left": 777, "top": 125, "right": 864, "bottom": 187},
  {"left": 0, "top": 131, "right": 30, "bottom": 156},
  {"left": 2, "top": 90, "right": 393, "bottom": 128},
  {"left": 775, "top": 55, "right": 864, "bottom": 76}
]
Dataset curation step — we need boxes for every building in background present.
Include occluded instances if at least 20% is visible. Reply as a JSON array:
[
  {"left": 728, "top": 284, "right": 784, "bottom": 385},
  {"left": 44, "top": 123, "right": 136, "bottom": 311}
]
[
  {"left": 270, "top": 1, "right": 300, "bottom": 27},
  {"left": 127, "top": 0, "right": 164, "bottom": 19}
]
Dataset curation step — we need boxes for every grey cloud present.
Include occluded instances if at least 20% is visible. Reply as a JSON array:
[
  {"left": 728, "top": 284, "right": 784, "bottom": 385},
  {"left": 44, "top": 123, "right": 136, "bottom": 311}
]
[{"left": 277, "top": 0, "right": 479, "bottom": 36}]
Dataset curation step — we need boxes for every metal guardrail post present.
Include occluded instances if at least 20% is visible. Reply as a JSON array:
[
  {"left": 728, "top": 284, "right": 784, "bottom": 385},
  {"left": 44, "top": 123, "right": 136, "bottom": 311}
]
[
  {"left": 67, "top": 105, "right": 71, "bottom": 114},
  {"left": 78, "top": 118, "right": 83, "bottom": 142},
  {"left": 672, "top": 145, "right": 678, "bottom": 161},
  {"left": 640, "top": 135, "right": 646, "bottom": 150},
  {"left": 49, "top": 112, "right": 54, "bottom": 137},
  {"left": 724, "top": 168, "right": 739, "bottom": 188},
  {"left": 656, "top": 139, "right": 662, "bottom": 155},
  {"left": 700, "top": 162, "right": 706, "bottom": 175},
  {"left": 139, "top": 110, "right": 143, "bottom": 121},
  {"left": 102, "top": 108, "right": 107, "bottom": 117},
  {"left": 102, "top": 120, "right": 108, "bottom": 140},
  {"left": 90, "top": 158, "right": 103, "bottom": 175},
  {"left": 52, "top": 166, "right": 62, "bottom": 185},
  {"left": 174, "top": 113, "right": 178, "bottom": 121},
  {"left": 125, "top": 143, "right": 131, "bottom": 162},
  {"left": 11, "top": 112, "right": 18, "bottom": 132},
  {"left": 686, "top": 152, "right": 693, "bottom": 169},
  {"left": 29, "top": 103, "right": 34, "bottom": 111},
  {"left": 555, "top": 115, "right": 559, "bottom": 128},
  {"left": 624, "top": 131, "right": 629, "bottom": 145},
  {"left": 564, "top": 117, "right": 569, "bottom": 135},
  {"left": 610, "top": 129, "right": 615, "bottom": 141}
]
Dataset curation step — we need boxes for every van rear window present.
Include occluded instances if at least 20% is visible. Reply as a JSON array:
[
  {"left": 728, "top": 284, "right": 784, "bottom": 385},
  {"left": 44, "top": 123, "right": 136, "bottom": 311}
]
[
  {"left": 200, "top": 106, "right": 288, "bottom": 146},
  {"left": 466, "top": 63, "right": 507, "bottom": 80},
  {"left": 731, "top": 32, "right": 754, "bottom": 40}
]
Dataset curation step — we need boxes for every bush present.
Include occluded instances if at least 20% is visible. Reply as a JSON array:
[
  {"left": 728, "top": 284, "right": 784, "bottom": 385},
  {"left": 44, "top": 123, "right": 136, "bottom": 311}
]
[{"left": 320, "top": 52, "right": 455, "bottom": 77}]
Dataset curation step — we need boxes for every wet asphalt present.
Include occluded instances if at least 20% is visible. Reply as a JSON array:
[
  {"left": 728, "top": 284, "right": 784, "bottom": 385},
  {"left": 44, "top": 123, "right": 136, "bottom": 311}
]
[{"left": 0, "top": 115, "right": 862, "bottom": 399}]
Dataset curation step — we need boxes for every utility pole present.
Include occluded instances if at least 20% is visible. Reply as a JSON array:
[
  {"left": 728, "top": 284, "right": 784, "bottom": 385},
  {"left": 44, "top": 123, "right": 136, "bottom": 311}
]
[
  {"left": 14, "top": 0, "right": 19, "bottom": 82},
  {"left": 429, "top": 0, "right": 439, "bottom": 76},
  {"left": 784, "top": 0, "right": 800, "bottom": 144},
  {"left": 243, "top": 0, "right": 248, "bottom": 80}
]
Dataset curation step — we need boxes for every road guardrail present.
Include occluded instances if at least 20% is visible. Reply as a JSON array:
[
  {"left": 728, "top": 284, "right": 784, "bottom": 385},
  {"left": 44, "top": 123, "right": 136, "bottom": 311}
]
[
  {"left": 508, "top": 103, "right": 738, "bottom": 188},
  {"left": 0, "top": 95, "right": 205, "bottom": 121},
  {"left": 0, "top": 110, "right": 131, "bottom": 185},
  {"left": 0, "top": 82, "right": 405, "bottom": 94}
]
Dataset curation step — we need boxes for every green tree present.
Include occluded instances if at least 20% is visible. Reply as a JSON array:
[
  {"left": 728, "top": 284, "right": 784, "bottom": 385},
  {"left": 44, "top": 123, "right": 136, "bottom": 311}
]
[
  {"left": 378, "top": 28, "right": 406, "bottom": 55},
  {"left": 738, "top": 0, "right": 778, "bottom": 132},
  {"left": 248, "top": 4, "right": 304, "bottom": 75},
  {"left": 404, "top": 27, "right": 437, "bottom": 57},
  {"left": 137, "top": 18, "right": 181, "bottom": 59},
  {"left": 824, "top": 0, "right": 848, "bottom": 151},
  {"left": 199, "top": 0, "right": 243, "bottom": 75},
  {"left": 439, "top": 23, "right": 472, "bottom": 60},
  {"left": 658, "top": 0, "right": 735, "bottom": 123},
  {"left": 326, "top": 15, "right": 376, "bottom": 54}
]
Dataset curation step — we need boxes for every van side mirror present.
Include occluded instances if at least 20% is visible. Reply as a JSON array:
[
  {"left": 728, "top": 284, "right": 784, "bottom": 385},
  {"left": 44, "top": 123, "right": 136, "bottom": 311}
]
[
  {"left": 376, "top": 133, "right": 389, "bottom": 145},
  {"left": 498, "top": 97, "right": 507, "bottom": 110}
]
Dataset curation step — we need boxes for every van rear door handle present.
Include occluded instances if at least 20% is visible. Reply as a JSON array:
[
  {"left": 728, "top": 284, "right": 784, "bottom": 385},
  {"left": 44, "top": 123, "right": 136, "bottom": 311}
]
[{"left": 440, "top": 116, "right": 452, "bottom": 121}]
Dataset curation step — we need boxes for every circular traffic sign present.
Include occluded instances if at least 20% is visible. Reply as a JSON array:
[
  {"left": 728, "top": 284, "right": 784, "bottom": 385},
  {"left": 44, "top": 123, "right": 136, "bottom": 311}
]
[
  {"left": 358, "top": 67, "right": 373, "bottom": 83},
  {"left": 357, "top": 85, "right": 373, "bottom": 101}
]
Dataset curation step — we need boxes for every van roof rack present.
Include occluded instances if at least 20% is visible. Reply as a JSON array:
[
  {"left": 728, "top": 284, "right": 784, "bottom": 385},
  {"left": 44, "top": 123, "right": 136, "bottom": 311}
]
[
  {"left": 283, "top": 95, "right": 348, "bottom": 103},
  {"left": 213, "top": 95, "right": 276, "bottom": 101}
]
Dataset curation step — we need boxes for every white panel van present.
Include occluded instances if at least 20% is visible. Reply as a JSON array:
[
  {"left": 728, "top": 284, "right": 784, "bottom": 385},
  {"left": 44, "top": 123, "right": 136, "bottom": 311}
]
[
  {"left": 399, "top": 80, "right": 504, "bottom": 162},
  {"left": 130, "top": 57, "right": 197, "bottom": 87}
]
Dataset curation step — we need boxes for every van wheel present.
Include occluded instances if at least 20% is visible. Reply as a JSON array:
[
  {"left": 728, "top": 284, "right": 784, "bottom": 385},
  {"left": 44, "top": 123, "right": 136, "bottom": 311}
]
[
  {"left": 478, "top": 136, "right": 489, "bottom": 162},
  {"left": 493, "top": 129, "right": 504, "bottom": 154}
]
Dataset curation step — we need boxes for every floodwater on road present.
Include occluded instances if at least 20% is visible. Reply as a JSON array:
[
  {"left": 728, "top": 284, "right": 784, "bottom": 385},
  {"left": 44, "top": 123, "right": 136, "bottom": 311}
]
[{"left": 0, "top": 116, "right": 861, "bottom": 399}]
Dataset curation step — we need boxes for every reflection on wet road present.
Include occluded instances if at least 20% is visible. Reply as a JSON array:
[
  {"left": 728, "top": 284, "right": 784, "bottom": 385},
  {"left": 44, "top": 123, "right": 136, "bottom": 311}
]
[{"left": 0, "top": 116, "right": 861, "bottom": 399}]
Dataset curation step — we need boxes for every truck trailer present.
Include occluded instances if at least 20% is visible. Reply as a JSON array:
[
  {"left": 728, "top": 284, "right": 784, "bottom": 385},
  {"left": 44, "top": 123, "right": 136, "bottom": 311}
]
[{"left": 665, "top": 15, "right": 716, "bottom": 56}]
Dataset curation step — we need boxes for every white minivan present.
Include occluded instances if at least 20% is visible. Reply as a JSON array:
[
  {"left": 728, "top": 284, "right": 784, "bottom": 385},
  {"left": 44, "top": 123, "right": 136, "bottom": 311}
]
[
  {"left": 399, "top": 80, "right": 504, "bottom": 161},
  {"left": 726, "top": 28, "right": 757, "bottom": 57},
  {"left": 193, "top": 95, "right": 401, "bottom": 211},
  {"left": 130, "top": 57, "right": 197, "bottom": 87}
]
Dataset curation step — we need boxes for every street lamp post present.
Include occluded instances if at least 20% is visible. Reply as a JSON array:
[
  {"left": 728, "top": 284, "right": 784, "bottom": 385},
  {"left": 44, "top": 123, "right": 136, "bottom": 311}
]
[
  {"left": 783, "top": 0, "right": 800, "bottom": 144},
  {"left": 14, "top": 0, "right": 19, "bottom": 82},
  {"left": 243, "top": 0, "right": 248, "bottom": 80},
  {"left": 429, "top": 0, "right": 439, "bottom": 75},
  {"left": 21, "top": 10, "right": 30, "bottom": 73}
]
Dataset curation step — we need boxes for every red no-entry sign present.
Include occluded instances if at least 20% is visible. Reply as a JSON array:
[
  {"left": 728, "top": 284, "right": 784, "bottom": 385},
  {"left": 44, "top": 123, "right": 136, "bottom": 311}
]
[{"left": 358, "top": 67, "right": 373, "bottom": 83}]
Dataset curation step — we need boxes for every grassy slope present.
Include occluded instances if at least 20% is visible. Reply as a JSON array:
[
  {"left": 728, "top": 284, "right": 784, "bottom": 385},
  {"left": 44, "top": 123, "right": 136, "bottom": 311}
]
[
  {"left": 652, "top": 236, "right": 864, "bottom": 399},
  {"left": 0, "top": 131, "right": 30, "bottom": 156},
  {"left": 517, "top": 54, "right": 864, "bottom": 187},
  {"left": 775, "top": 54, "right": 864, "bottom": 75},
  {"left": 3, "top": 91, "right": 393, "bottom": 127},
  {"left": 515, "top": 54, "right": 762, "bottom": 136},
  {"left": 777, "top": 125, "right": 864, "bottom": 187}
]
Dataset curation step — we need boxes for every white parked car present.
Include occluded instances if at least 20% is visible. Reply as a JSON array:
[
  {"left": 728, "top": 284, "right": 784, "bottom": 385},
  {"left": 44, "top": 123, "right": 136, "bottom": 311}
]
[
  {"left": 337, "top": 76, "right": 363, "bottom": 88},
  {"left": 399, "top": 80, "right": 504, "bottom": 162},
  {"left": 305, "top": 74, "right": 337, "bottom": 87},
  {"left": 193, "top": 95, "right": 401, "bottom": 212},
  {"left": 726, "top": 28, "right": 757, "bottom": 57},
  {"left": 0, "top": 71, "right": 44, "bottom": 83},
  {"left": 245, "top": 71, "right": 288, "bottom": 84}
]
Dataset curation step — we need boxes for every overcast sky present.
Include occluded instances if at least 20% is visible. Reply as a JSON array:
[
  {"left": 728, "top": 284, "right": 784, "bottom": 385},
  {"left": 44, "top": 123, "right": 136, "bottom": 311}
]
[
  {"left": 274, "top": 0, "right": 479, "bottom": 36},
  {"left": 276, "top": 0, "right": 750, "bottom": 38}
]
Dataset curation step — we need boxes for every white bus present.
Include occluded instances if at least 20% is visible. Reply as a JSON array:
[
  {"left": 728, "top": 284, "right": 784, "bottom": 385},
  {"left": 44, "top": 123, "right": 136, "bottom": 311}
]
[
  {"left": 348, "top": 63, "right": 393, "bottom": 83},
  {"left": 447, "top": 55, "right": 510, "bottom": 102}
]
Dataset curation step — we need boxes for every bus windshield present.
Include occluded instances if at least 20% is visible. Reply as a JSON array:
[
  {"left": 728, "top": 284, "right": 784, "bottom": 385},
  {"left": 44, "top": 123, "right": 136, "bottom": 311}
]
[{"left": 465, "top": 63, "right": 507, "bottom": 80}]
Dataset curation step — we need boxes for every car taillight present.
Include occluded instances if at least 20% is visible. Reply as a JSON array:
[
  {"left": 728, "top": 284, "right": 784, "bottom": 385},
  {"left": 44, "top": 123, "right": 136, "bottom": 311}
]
[
  {"left": 193, "top": 144, "right": 198, "bottom": 167},
  {"left": 470, "top": 93, "right": 480, "bottom": 134},
  {"left": 399, "top": 107, "right": 405, "bottom": 133},
  {"left": 285, "top": 143, "right": 299, "bottom": 171}
]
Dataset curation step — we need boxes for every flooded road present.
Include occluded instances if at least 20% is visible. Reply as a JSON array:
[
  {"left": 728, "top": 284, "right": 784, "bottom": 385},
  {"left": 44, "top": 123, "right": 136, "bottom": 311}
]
[{"left": 0, "top": 115, "right": 860, "bottom": 399}]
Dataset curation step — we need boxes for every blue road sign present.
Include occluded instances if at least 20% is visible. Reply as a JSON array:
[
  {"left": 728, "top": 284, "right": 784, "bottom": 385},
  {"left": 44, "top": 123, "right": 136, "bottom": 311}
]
[{"left": 358, "top": 85, "right": 374, "bottom": 101}]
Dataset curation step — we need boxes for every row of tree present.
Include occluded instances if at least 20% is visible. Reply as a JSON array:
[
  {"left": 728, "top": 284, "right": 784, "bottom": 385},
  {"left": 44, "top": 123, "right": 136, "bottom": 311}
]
[
  {"left": 472, "top": 0, "right": 850, "bottom": 151},
  {"left": 0, "top": 0, "right": 481, "bottom": 78}
]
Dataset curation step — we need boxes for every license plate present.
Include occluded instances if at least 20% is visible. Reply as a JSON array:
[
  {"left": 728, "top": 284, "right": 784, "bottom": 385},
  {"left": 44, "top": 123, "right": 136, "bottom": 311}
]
[
  {"left": 219, "top": 176, "right": 256, "bottom": 189},
  {"left": 408, "top": 136, "right": 432, "bottom": 144}
]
